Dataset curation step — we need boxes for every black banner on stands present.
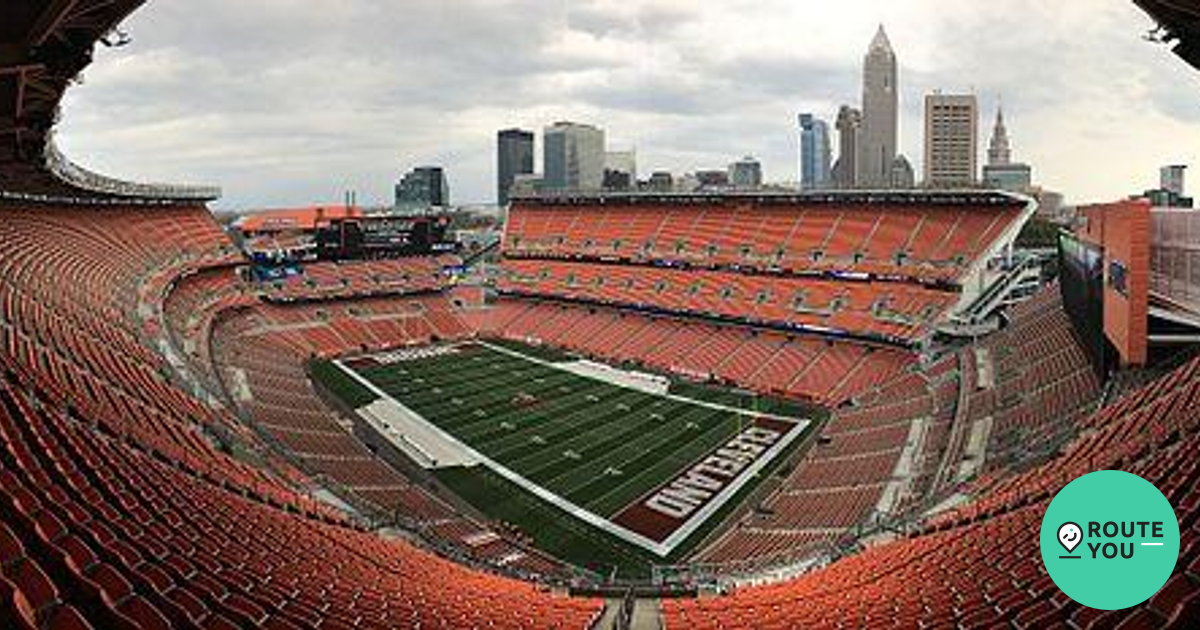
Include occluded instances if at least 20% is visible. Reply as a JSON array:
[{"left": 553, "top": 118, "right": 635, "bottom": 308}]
[{"left": 1058, "top": 230, "right": 1110, "bottom": 379}]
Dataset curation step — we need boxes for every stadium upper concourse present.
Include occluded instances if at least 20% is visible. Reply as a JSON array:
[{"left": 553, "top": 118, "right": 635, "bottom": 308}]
[{"left": 1, "top": 1, "right": 1200, "bottom": 630}]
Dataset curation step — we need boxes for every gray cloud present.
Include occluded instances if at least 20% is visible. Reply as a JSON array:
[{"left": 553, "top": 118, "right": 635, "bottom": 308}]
[
  {"left": 55, "top": 0, "right": 1200, "bottom": 209},
  {"left": 566, "top": 2, "right": 695, "bottom": 39}
]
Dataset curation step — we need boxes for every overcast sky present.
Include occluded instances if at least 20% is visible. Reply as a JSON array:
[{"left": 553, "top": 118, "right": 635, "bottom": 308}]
[{"left": 55, "top": 0, "right": 1200, "bottom": 210}]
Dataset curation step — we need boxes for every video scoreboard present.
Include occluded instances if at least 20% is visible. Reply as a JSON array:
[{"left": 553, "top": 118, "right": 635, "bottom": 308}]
[{"left": 315, "top": 215, "right": 455, "bottom": 260}]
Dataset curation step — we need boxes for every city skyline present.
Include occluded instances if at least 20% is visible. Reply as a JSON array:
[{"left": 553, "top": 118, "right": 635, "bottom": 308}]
[{"left": 53, "top": 0, "right": 1200, "bottom": 209}]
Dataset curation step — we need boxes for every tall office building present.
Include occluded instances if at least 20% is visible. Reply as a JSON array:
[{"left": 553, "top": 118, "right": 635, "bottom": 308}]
[
  {"left": 982, "top": 108, "right": 1032, "bottom": 192},
  {"left": 729, "top": 156, "right": 763, "bottom": 189},
  {"left": 543, "top": 122, "right": 605, "bottom": 191},
  {"left": 860, "top": 26, "right": 899, "bottom": 188},
  {"left": 395, "top": 166, "right": 449, "bottom": 213},
  {"left": 923, "top": 93, "right": 979, "bottom": 188},
  {"left": 497, "top": 129, "right": 534, "bottom": 206},
  {"left": 833, "top": 105, "right": 862, "bottom": 189},
  {"left": 1148, "top": 165, "right": 1192, "bottom": 207},
  {"left": 799, "top": 114, "right": 832, "bottom": 190}
]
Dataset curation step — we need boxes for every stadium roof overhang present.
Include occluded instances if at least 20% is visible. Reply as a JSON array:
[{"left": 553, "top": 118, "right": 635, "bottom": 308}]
[
  {"left": 0, "top": 0, "right": 220, "bottom": 203},
  {"left": 1136, "top": 0, "right": 1200, "bottom": 71}
]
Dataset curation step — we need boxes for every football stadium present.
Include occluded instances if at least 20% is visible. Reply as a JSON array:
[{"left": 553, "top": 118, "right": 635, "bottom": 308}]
[{"left": 2, "top": 1, "right": 1200, "bottom": 629}]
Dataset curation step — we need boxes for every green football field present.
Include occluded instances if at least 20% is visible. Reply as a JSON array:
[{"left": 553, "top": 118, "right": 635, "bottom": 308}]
[
  {"left": 353, "top": 342, "right": 783, "bottom": 517},
  {"left": 318, "top": 340, "right": 824, "bottom": 577}
]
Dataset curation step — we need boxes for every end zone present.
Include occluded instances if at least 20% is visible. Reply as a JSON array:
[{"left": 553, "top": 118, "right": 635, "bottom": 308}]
[{"left": 614, "top": 418, "right": 801, "bottom": 548}]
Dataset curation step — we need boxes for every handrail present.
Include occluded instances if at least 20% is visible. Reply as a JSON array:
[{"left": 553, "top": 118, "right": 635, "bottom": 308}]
[
  {"left": 651, "top": 539, "right": 839, "bottom": 589},
  {"left": 955, "top": 255, "right": 1039, "bottom": 322}
]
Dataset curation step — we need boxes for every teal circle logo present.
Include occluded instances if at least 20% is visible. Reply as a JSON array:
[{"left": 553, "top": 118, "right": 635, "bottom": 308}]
[{"left": 1040, "top": 470, "right": 1179, "bottom": 610}]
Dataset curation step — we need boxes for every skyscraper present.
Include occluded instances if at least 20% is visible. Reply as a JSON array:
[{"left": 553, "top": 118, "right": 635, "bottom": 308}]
[
  {"left": 860, "top": 26, "right": 899, "bottom": 188},
  {"left": 982, "top": 107, "right": 1032, "bottom": 192},
  {"left": 799, "top": 114, "right": 832, "bottom": 190},
  {"left": 395, "top": 166, "right": 449, "bottom": 213},
  {"left": 497, "top": 129, "right": 534, "bottom": 206},
  {"left": 833, "top": 105, "right": 862, "bottom": 189},
  {"left": 923, "top": 93, "right": 979, "bottom": 188},
  {"left": 543, "top": 122, "right": 605, "bottom": 192}
]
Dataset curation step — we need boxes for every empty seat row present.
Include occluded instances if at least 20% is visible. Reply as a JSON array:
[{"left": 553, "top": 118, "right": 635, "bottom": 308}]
[
  {"left": 498, "top": 258, "right": 956, "bottom": 342},
  {"left": 505, "top": 200, "right": 1024, "bottom": 283},
  {"left": 486, "top": 298, "right": 915, "bottom": 406}
]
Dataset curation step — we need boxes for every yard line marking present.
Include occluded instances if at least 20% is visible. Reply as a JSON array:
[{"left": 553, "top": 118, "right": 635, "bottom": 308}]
[
  {"left": 508, "top": 395, "right": 654, "bottom": 475},
  {"left": 581, "top": 410, "right": 740, "bottom": 513},
  {"left": 473, "top": 385, "right": 633, "bottom": 454},
  {"left": 545, "top": 404, "right": 717, "bottom": 496}
]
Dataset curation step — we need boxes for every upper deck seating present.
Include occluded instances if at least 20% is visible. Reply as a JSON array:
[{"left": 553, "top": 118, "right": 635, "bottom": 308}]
[
  {"left": 505, "top": 200, "right": 1024, "bottom": 283},
  {"left": 498, "top": 258, "right": 956, "bottom": 343}
]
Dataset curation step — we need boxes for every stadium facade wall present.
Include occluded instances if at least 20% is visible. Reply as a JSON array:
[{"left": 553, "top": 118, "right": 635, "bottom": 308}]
[{"left": 1077, "top": 200, "right": 1151, "bottom": 366}]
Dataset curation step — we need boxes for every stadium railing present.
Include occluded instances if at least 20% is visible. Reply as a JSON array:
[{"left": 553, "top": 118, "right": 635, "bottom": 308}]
[{"left": 44, "top": 136, "right": 222, "bottom": 202}]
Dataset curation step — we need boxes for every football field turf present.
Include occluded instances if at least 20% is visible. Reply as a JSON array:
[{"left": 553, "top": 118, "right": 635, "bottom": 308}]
[
  {"left": 360, "top": 344, "right": 780, "bottom": 516},
  {"left": 322, "top": 340, "right": 821, "bottom": 575}
]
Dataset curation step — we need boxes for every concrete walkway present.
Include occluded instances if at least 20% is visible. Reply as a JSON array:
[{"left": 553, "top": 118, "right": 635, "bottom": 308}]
[{"left": 630, "top": 599, "right": 662, "bottom": 630}]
